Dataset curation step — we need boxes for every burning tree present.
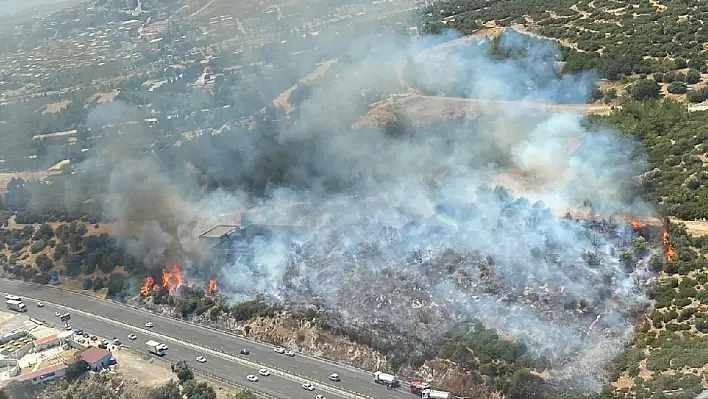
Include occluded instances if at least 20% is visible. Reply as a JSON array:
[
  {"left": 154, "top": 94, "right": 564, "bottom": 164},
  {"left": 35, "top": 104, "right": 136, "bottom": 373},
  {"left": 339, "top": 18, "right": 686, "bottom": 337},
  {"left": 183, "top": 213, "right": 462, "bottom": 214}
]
[{"left": 139, "top": 263, "right": 218, "bottom": 298}]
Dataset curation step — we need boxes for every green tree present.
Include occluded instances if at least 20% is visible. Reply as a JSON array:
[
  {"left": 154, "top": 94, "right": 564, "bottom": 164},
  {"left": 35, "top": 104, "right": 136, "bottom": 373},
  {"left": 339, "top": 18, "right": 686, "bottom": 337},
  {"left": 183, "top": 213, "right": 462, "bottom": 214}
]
[
  {"left": 150, "top": 380, "right": 182, "bottom": 399},
  {"left": 66, "top": 360, "right": 89, "bottom": 382},
  {"left": 82, "top": 277, "right": 93, "bottom": 290},
  {"left": 182, "top": 380, "right": 217, "bottom": 399},
  {"left": 228, "top": 391, "right": 258, "bottom": 399},
  {"left": 630, "top": 79, "right": 661, "bottom": 101},
  {"left": 171, "top": 360, "right": 194, "bottom": 382},
  {"left": 667, "top": 82, "right": 688, "bottom": 94}
]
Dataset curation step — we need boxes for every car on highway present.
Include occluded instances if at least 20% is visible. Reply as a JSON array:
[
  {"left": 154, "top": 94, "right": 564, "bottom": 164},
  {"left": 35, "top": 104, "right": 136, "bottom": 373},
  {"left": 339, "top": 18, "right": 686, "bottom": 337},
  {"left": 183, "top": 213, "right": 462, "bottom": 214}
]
[
  {"left": 196, "top": 356, "right": 206, "bottom": 363},
  {"left": 37, "top": 302, "right": 44, "bottom": 307},
  {"left": 258, "top": 368, "right": 270, "bottom": 376},
  {"left": 246, "top": 374, "right": 258, "bottom": 382},
  {"left": 302, "top": 382, "right": 315, "bottom": 391},
  {"left": 328, "top": 373, "right": 340, "bottom": 382},
  {"left": 128, "top": 334, "right": 137, "bottom": 340},
  {"left": 285, "top": 350, "right": 296, "bottom": 357},
  {"left": 74, "top": 329, "right": 83, "bottom": 335},
  {"left": 316, "top": 395, "right": 327, "bottom": 399},
  {"left": 240, "top": 349, "right": 250, "bottom": 355},
  {"left": 145, "top": 322, "right": 154, "bottom": 328},
  {"left": 54, "top": 312, "right": 61, "bottom": 317},
  {"left": 274, "top": 346, "right": 286, "bottom": 354}
]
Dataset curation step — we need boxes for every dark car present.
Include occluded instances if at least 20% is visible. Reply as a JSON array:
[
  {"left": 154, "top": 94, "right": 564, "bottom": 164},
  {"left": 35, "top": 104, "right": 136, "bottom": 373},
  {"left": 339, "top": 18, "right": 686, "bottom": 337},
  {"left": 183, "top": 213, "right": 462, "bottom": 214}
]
[{"left": 240, "top": 349, "right": 250, "bottom": 355}]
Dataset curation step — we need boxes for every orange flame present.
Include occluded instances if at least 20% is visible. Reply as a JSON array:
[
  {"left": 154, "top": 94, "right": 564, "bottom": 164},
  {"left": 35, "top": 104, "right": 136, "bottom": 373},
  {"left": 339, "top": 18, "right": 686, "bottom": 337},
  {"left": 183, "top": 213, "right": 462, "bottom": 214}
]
[
  {"left": 207, "top": 280, "right": 217, "bottom": 295},
  {"left": 631, "top": 220, "right": 644, "bottom": 230},
  {"left": 663, "top": 230, "right": 676, "bottom": 262},
  {"left": 140, "top": 276, "right": 156, "bottom": 296},
  {"left": 162, "top": 263, "right": 184, "bottom": 294}
]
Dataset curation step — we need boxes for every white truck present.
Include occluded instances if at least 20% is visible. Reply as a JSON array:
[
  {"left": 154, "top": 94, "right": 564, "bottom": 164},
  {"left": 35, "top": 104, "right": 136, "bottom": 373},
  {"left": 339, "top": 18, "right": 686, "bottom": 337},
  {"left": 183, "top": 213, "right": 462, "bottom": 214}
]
[
  {"left": 146, "top": 340, "right": 168, "bottom": 356},
  {"left": 373, "top": 371, "right": 400, "bottom": 387},
  {"left": 5, "top": 300, "right": 27, "bottom": 312},
  {"left": 421, "top": 389, "right": 452, "bottom": 399}
]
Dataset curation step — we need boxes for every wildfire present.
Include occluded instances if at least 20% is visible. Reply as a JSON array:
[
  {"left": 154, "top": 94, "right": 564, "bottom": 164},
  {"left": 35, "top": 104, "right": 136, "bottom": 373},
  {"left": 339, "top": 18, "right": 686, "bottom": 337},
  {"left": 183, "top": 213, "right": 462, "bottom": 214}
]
[
  {"left": 207, "top": 280, "right": 217, "bottom": 295},
  {"left": 663, "top": 230, "right": 676, "bottom": 262},
  {"left": 140, "top": 276, "right": 156, "bottom": 296},
  {"left": 162, "top": 263, "right": 185, "bottom": 294},
  {"left": 631, "top": 220, "right": 644, "bottom": 230},
  {"left": 139, "top": 264, "right": 219, "bottom": 297}
]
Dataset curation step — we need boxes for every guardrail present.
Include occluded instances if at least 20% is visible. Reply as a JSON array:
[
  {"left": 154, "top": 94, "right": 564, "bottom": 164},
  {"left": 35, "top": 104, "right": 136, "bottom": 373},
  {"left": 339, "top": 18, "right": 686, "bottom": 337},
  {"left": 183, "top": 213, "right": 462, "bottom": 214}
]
[
  {"left": 1, "top": 279, "right": 396, "bottom": 398},
  {"left": 120, "top": 345, "right": 279, "bottom": 399},
  {"left": 4, "top": 289, "right": 374, "bottom": 399}
]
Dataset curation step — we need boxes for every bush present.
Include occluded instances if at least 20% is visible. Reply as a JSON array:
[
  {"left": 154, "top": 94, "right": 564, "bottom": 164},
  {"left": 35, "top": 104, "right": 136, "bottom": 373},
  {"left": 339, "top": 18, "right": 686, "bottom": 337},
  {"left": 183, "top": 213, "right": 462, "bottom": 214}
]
[
  {"left": 82, "top": 278, "right": 93, "bottom": 290},
  {"left": 667, "top": 82, "right": 688, "bottom": 94}
]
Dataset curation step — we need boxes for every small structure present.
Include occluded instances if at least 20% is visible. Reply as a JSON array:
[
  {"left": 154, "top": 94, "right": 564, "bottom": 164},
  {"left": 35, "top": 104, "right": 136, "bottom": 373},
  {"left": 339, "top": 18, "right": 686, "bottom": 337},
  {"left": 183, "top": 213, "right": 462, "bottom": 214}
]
[
  {"left": 0, "top": 363, "right": 67, "bottom": 388},
  {"left": 78, "top": 347, "right": 112, "bottom": 370},
  {"left": 33, "top": 334, "right": 59, "bottom": 351}
]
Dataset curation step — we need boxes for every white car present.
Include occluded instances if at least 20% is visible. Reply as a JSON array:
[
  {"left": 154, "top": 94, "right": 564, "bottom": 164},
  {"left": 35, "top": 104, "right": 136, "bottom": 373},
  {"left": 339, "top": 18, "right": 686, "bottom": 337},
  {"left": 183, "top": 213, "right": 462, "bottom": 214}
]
[
  {"left": 302, "top": 382, "right": 315, "bottom": 391},
  {"left": 284, "top": 350, "right": 296, "bottom": 357},
  {"left": 37, "top": 302, "right": 44, "bottom": 307},
  {"left": 128, "top": 334, "right": 137, "bottom": 340},
  {"left": 196, "top": 356, "right": 206, "bottom": 363},
  {"left": 54, "top": 312, "right": 61, "bottom": 317},
  {"left": 145, "top": 322, "right": 154, "bottom": 328},
  {"left": 101, "top": 339, "right": 109, "bottom": 345},
  {"left": 65, "top": 325, "right": 72, "bottom": 331},
  {"left": 258, "top": 368, "right": 270, "bottom": 376},
  {"left": 316, "top": 395, "right": 327, "bottom": 399},
  {"left": 328, "top": 373, "right": 340, "bottom": 382},
  {"left": 273, "top": 347, "right": 286, "bottom": 354},
  {"left": 246, "top": 374, "right": 258, "bottom": 382}
]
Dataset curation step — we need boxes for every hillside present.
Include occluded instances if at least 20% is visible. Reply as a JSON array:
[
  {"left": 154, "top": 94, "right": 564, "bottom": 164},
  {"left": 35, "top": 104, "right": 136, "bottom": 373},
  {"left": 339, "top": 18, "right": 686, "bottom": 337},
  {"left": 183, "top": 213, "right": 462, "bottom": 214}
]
[{"left": 423, "top": 0, "right": 708, "bottom": 104}]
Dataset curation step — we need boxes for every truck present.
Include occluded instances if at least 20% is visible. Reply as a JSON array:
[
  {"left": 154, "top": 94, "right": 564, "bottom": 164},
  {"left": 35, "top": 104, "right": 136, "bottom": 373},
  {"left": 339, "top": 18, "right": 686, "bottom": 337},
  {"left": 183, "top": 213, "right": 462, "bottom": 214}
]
[
  {"left": 421, "top": 389, "right": 452, "bottom": 399},
  {"left": 5, "top": 300, "right": 27, "bottom": 312},
  {"left": 4, "top": 295, "right": 20, "bottom": 301},
  {"left": 146, "top": 340, "right": 167, "bottom": 356},
  {"left": 411, "top": 381, "right": 431, "bottom": 393},
  {"left": 373, "top": 371, "right": 400, "bottom": 388}
]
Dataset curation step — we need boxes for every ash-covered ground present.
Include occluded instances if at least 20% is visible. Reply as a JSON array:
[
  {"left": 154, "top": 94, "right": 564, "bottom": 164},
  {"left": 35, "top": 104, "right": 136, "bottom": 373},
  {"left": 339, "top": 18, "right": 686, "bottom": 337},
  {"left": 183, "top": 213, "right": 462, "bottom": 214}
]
[{"left": 217, "top": 184, "right": 656, "bottom": 391}]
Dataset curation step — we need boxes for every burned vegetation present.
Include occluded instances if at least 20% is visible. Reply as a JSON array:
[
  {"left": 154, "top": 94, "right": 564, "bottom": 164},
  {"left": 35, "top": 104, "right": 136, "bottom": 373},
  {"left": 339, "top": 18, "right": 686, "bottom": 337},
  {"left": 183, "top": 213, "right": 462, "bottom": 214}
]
[{"left": 271, "top": 189, "right": 667, "bottom": 391}]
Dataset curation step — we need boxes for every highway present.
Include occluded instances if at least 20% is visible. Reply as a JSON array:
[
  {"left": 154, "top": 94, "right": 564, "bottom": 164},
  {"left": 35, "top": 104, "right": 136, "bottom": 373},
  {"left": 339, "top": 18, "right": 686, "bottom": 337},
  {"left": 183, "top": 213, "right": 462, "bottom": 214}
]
[
  {"left": 13, "top": 301, "right": 330, "bottom": 399},
  {"left": 0, "top": 279, "right": 415, "bottom": 399}
]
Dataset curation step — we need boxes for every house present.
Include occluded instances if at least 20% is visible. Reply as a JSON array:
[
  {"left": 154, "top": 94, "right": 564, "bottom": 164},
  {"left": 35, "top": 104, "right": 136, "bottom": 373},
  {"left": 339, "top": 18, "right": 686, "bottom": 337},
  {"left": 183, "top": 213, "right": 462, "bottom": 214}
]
[
  {"left": 0, "top": 363, "right": 67, "bottom": 388},
  {"left": 78, "top": 347, "right": 112, "bottom": 370},
  {"left": 33, "top": 334, "right": 59, "bottom": 351}
]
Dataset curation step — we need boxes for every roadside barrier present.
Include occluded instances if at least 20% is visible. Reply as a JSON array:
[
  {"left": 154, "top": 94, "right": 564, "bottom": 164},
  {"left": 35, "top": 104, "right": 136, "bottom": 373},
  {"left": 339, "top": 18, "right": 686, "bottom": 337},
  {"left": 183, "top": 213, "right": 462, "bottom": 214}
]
[
  {"left": 120, "top": 345, "right": 279, "bottom": 399},
  {"left": 1, "top": 290, "right": 373, "bottom": 399}
]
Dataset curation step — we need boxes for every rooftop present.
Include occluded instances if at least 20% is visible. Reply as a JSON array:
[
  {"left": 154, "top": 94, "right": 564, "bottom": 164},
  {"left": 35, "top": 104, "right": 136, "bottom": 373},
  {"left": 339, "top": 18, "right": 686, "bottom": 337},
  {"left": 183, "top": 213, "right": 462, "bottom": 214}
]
[
  {"left": 33, "top": 334, "right": 58, "bottom": 346},
  {"left": 79, "top": 346, "right": 111, "bottom": 364},
  {"left": 200, "top": 225, "right": 240, "bottom": 239},
  {"left": 0, "top": 363, "right": 67, "bottom": 388}
]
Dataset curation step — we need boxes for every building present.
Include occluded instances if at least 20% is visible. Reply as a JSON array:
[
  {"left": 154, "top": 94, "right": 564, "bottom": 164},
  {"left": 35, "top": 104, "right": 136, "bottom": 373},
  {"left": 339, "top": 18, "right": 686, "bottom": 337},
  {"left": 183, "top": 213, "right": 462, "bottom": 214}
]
[
  {"left": 199, "top": 225, "right": 240, "bottom": 248},
  {"left": 78, "top": 347, "right": 113, "bottom": 370},
  {"left": 0, "top": 363, "right": 67, "bottom": 388},
  {"left": 33, "top": 334, "right": 59, "bottom": 351}
]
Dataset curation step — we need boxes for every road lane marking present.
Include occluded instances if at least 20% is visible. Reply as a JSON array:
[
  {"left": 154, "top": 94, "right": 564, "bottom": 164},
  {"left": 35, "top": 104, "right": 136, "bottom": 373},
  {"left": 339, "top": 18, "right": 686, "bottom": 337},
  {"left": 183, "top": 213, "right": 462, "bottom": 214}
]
[{"left": 2, "top": 292, "right": 372, "bottom": 399}]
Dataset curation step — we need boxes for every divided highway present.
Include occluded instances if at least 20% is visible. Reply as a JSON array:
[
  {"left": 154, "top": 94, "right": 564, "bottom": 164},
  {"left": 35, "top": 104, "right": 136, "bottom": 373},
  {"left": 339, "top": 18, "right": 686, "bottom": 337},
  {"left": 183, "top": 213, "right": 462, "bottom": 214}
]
[{"left": 0, "top": 279, "right": 414, "bottom": 399}]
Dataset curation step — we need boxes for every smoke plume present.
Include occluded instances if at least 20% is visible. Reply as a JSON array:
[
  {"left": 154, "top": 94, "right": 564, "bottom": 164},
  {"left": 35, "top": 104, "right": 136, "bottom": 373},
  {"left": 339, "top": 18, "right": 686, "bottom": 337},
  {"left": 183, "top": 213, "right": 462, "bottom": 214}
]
[{"left": 78, "top": 27, "right": 653, "bottom": 392}]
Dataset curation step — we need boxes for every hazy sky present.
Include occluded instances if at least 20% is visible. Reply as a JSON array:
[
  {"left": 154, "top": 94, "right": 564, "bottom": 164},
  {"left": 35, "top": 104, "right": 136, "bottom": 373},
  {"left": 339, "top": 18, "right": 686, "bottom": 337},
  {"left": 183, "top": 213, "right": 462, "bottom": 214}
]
[{"left": 0, "top": 0, "right": 74, "bottom": 16}]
